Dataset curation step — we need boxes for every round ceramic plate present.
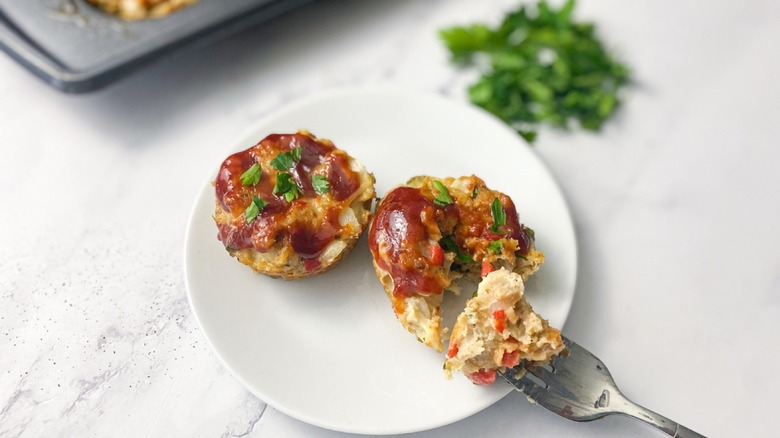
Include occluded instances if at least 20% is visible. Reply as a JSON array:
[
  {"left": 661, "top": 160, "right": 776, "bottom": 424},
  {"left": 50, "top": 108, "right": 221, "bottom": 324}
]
[{"left": 184, "top": 88, "right": 577, "bottom": 435}]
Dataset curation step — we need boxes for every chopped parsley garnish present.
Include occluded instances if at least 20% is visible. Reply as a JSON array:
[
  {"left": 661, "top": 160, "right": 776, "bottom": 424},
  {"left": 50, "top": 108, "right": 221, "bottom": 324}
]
[
  {"left": 432, "top": 180, "right": 454, "bottom": 207},
  {"left": 488, "top": 240, "right": 503, "bottom": 255},
  {"left": 312, "top": 174, "right": 330, "bottom": 194},
  {"left": 439, "top": 235, "right": 473, "bottom": 263},
  {"left": 270, "top": 147, "right": 302, "bottom": 171},
  {"left": 273, "top": 172, "right": 303, "bottom": 202},
  {"left": 239, "top": 163, "right": 262, "bottom": 186},
  {"left": 471, "top": 186, "right": 479, "bottom": 199},
  {"left": 489, "top": 198, "right": 506, "bottom": 234},
  {"left": 290, "top": 146, "right": 302, "bottom": 162},
  {"left": 439, "top": 0, "right": 629, "bottom": 143},
  {"left": 406, "top": 176, "right": 425, "bottom": 185},
  {"left": 525, "top": 226, "right": 536, "bottom": 241},
  {"left": 244, "top": 196, "right": 268, "bottom": 224}
]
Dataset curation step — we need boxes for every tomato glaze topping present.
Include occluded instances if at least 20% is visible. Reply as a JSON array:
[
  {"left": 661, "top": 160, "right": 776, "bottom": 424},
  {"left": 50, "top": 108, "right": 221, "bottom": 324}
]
[
  {"left": 368, "top": 187, "right": 449, "bottom": 297},
  {"left": 214, "top": 132, "right": 361, "bottom": 259}
]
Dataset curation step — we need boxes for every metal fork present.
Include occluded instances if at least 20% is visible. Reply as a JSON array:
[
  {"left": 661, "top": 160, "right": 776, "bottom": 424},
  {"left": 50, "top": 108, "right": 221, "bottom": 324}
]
[{"left": 498, "top": 336, "right": 707, "bottom": 437}]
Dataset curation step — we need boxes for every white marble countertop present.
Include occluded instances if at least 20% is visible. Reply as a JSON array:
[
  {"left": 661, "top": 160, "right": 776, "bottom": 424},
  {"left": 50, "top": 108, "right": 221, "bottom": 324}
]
[{"left": 2, "top": 0, "right": 779, "bottom": 436}]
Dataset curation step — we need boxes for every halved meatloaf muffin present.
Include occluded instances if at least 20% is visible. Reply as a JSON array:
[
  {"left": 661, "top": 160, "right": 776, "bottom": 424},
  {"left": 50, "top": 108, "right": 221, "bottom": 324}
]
[{"left": 368, "top": 175, "right": 543, "bottom": 352}]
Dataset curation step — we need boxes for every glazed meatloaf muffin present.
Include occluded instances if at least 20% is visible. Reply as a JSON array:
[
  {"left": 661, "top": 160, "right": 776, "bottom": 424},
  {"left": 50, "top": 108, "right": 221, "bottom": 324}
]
[
  {"left": 368, "top": 175, "right": 544, "bottom": 352},
  {"left": 444, "top": 268, "right": 564, "bottom": 385},
  {"left": 214, "top": 130, "right": 375, "bottom": 279}
]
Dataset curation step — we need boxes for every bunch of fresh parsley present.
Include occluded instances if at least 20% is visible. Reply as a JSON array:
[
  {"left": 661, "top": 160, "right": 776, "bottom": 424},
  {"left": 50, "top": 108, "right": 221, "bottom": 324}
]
[{"left": 440, "top": 0, "right": 629, "bottom": 143}]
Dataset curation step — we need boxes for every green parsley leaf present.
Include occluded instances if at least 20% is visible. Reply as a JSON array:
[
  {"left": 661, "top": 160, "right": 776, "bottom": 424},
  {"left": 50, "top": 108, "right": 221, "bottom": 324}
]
[
  {"left": 239, "top": 163, "right": 262, "bottom": 186},
  {"left": 489, "top": 198, "right": 506, "bottom": 234},
  {"left": 439, "top": 24, "right": 492, "bottom": 63},
  {"left": 519, "top": 130, "right": 538, "bottom": 144},
  {"left": 432, "top": 180, "right": 454, "bottom": 207},
  {"left": 291, "top": 146, "right": 302, "bottom": 162},
  {"left": 488, "top": 240, "right": 503, "bottom": 255},
  {"left": 406, "top": 176, "right": 425, "bottom": 186},
  {"left": 244, "top": 196, "right": 268, "bottom": 224},
  {"left": 439, "top": 235, "right": 457, "bottom": 252},
  {"left": 525, "top": 226, "right": 536, "bottom": 241},
  {"left": 440, "top": 0, "right": 629, "bottom": 143},
  {"left": 273, "top": 172, "right": 303, "bottom": 202},
  {"left": 439, "top": 235, "right": 473, "bottom": 263},
  {"left": 312, "top": 174, "right": 330, "bottom": 194},
  {"left": 270, "top": 148, "right": 302, "bottom": 171},
  {"left": 471, "top": 186, "right": 479, "bottom": 199},
  {"left": 472, "top": 290, "right": 479, "bottom": 298},
  {"left": 270, "top": 152, "right": 293, "bottom": 171}
]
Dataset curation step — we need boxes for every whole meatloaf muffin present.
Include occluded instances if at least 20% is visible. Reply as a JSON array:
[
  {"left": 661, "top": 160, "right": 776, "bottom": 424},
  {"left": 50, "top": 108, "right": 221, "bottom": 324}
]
[
  {"left": 368, "top": 175, "right": 544, "bottom": 352},
  {"left": 214, "top": 130, "right": 375, "bottom": 279}
]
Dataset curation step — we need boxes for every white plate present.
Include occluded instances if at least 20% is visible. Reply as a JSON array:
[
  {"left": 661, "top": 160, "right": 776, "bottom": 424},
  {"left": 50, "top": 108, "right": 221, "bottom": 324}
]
[{"left": 184, "top": 88, "right": 577, "bottom": 435}]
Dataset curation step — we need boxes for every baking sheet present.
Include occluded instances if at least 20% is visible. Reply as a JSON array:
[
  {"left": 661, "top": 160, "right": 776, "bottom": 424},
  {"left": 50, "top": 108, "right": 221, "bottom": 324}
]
[{"left": 0, "top": 0, "right": 315, "bottom": 93}]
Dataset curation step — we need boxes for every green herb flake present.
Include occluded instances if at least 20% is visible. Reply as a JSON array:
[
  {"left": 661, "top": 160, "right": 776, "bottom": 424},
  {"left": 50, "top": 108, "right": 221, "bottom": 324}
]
[
  {"left": 440, "top": 0, "right": 629, "bottom": 143},
  {"left": 270, "top": 148, "right": 302, "bottom": 171},
  {"left": 439, "top": 235, "right": 473, "bottom": 263},
  {"left": 406, "top": 176, "right": 425, "bottom": 186},
  {"left": 472, "top": 290, "right": 479, "bottom": 298},
  {"left": 432, "top": 180, "right": 454, "bottom": 207},
  {"left": 270, "top": 152, "right": 293, "bottom": 171},
  {"left": 312, "top": 174, "right": 330, "bottom": 194},
  {"left": 273, "top": 172, "right": 303, "bottom": 202},
  {"left": 489, "top": 198, "right": 507, "bottom": 234},
  {"left": 525, "top": 226, "right": 536, "bottom": 241},
  {"left": 239, "top": 163, "right": 262, "bottom": 186},
  {"left": 488, "top": 240, "right": 503, "bottom": 255},
  {"left": 471, "top": 186, "right": 479, "bottom": 199},
  {"left": 439, "top": 235, "right": 457, "bottom": 252},
  {"left": 291, "top": 146, "right": 302, "bottom": 162},
  {"left": 244, "top": 196, "right": 268, "bottom": 224}
]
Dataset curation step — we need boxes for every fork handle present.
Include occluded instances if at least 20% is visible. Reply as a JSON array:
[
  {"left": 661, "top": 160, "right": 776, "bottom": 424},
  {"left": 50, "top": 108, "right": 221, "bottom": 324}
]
[{"left": 617, "top": 398, "right": 707, "bottom": 437}]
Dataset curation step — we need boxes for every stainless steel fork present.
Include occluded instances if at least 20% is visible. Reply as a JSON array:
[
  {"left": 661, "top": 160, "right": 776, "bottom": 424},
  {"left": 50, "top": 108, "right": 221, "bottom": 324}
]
[{"left": 499, "top": 336, "right": 707, "bottom": 437}]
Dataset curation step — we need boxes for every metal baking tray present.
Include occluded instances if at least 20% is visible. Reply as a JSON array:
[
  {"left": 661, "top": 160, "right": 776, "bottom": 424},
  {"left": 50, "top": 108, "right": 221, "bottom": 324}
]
[{"left": 0, "top": 0, "right": 314, "bottom": 93}]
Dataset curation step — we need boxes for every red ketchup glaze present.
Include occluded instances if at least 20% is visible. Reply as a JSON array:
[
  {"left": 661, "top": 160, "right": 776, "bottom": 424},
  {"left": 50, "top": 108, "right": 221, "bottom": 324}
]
[
  {"left": 326, "top": 153, "right": 360, "bottom": 201},
  {"left": 288, "top": 207, "right": 340, "bottom": 258},
  {"left": 286, "top": 133, "right": 330, "bottom": 195},
  {"left": 368, "top": 187, "right": 445, "bottom": 297},
  {"left": 217, "top": 222, "right": 252, "bottom": 250},
  {"left": 502, "top": 197, "right": 532, "bottom": 255},
  {"left": 214, "top": 132, "right": 360, "bottom": 259}
]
